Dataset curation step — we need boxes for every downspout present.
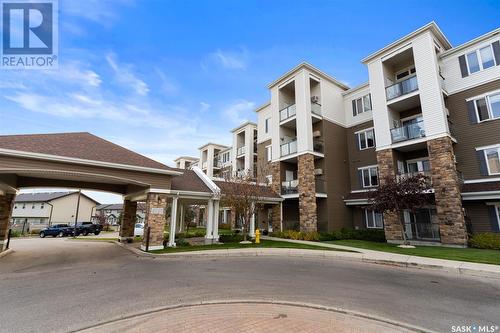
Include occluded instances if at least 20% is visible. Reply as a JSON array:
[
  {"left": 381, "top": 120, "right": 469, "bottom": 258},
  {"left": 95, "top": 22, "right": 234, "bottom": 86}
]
[{"left": 46, "top": 202, "right": 54, "bottom": 227}]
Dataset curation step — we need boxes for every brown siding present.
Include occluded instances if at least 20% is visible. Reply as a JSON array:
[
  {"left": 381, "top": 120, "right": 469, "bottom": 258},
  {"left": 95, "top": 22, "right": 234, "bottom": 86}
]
[
  {"left": 323, "top": 120, "right": 352, "bottom": 230},
  {"left": 352, "top": 207, "right": 366, "bottom": 230},
  {"left": 346, "top": 120, "right": 378, "bottom": 190},
  {"left": 446, "top": 79, "right": 500, "bottom": 180},
  {"left": 256, "top": 140, "right": 272, "bottom": 181},
  {"left": 0, "top": 155, "right": 171, "bottom": 194},
  {"left": 464, "top": 201, "right": 497, "bottom": 233}
]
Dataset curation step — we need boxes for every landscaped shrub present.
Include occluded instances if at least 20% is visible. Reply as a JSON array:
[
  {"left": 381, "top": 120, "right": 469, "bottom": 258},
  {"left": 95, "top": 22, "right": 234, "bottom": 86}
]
[
  {"left": 219, "top": 223, "right": 231, "bottom": 230},
  {"left": 176, "top": 238, "right": 191, "bottom": 247},
  {"left": 9, "top": 230, "right": 22, "bottom": 238},
  {"left": 469, "top": 233, "right": 500, "bottom": 250},
  {"left": 219, "top": 233, "right": 244, "bottom": 243},
  {"left": 272, "top": 228, "right": 386, "bottom": 242}
]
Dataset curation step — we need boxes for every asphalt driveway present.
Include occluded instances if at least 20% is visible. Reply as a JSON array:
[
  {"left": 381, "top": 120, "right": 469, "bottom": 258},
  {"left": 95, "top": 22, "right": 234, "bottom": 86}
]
[{"left": 0, "top": 238, "right": 499, "bottom": 333}]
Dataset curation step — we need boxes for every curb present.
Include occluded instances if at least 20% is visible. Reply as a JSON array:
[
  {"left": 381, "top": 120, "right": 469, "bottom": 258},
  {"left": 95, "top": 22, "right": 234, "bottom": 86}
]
[
  {"left": 0, "top": 248, "right": 13, "bottom": 258},
  {"left": 112, "top": 241, "right": 500, "bottom": 280},
  {"left": 73, "top": 299, "right": 434, "bottom": 333}
]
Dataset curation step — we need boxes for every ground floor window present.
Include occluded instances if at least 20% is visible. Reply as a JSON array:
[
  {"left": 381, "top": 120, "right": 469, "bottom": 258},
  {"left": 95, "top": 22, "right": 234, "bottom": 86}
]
[{"left": 364, "top": 209, "right": 383, "bottom": 229}]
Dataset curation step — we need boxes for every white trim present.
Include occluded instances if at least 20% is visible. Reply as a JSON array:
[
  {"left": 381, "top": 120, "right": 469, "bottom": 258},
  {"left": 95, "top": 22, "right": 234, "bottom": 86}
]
[
  {"left": 495, "top": 204, "right": 500, "bottom": 231},
  {"left": 358, "top": 165, "right": 379, "bottom": 188},
  {"left": 464, "top": 177, "right": 500, "bottom": 184},
  {"left": 364, "top": 209, "right": 384, "bottom": 229},
  {"left": 0, "top": 148, "right": 181, "bottom": 176},
  {"left": 315, "top": 193, "right": 327, "bottom": 198},
  {"left": 465, "top": 88, "right": 500, "bottom": 102},
  {"left": 462, "top": 191, "right": 500, "bottom": 200},
  {"left": 192, "top": 167, "right": 221, "bottom": 196},
  {"left": 140, "top": 244, "right": 163, "bottom": 251},
  {"left": 464, "top": 44, "right": 498, "bottom": 76},
  {"left": 477, "top": 147, "right": 500, "bottom": 176},
  {"left": 441, "top": 28, "right": 499, "bottom": 57},
  {"left": 470, "top": 91, "right": 500, "bottom": 123},
  {"left": 376, "top": 133, "right": 451, "bottom": 151},
  {"left": 350, "top": 189, "right": 371, "bottom": 193},
  {"left": 344, "top": 199, "right": 370, "bottom": 206},
  {"left": 475, "top": 143, "right": 500, "bottom": 151},
  {"left": 355, "top": 128, "right": 375, "bottom": 150}
]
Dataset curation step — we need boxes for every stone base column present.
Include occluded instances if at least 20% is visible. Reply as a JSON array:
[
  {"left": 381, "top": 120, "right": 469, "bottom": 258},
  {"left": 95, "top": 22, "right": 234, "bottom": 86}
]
[
  {"left": 270, "top": 204, "right": 281, "bottom": 232},
  {"left": 376, "top": 149, "right": 402, "bottom": 242},
  {"left": 119, "top": 200, "right": 137, "bottom": 243},
  {"left": 141, "top": 193, "right": 168, "bottom": 251},
  {"left": 427, "top": 137, "right": 467, "bottom": 246},
  {"left": 0, "top": 193, "right": 15, "bottom": 252},
  {"left": 298, "top": 154, "right": 317, "bottom": 232}
]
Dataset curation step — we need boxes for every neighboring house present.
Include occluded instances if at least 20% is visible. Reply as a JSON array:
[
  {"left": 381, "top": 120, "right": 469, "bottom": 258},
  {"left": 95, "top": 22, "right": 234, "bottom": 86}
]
[
  {"left": 11, "top": 192, "right": 99, "bottom": 231},
  {"left": 93, "top": 203, "right": 146, "bottom": 225},
  {"left": 173, "top": 22, "right": 500, "bottom": 247}
]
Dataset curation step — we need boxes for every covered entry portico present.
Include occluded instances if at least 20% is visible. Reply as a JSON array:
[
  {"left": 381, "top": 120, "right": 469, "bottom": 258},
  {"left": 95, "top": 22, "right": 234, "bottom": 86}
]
[{"left": 0, "top": 132, "right": 181, "bottom": 252}]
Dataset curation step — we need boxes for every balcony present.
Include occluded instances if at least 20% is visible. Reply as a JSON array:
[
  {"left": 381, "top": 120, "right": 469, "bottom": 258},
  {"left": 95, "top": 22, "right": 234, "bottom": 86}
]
[
  {"left": 279, "top": 104, "right": 296, "bottom": 122},
  {"left": 213, "top": 159, "right": 222, "bottom": 168},
  {"left": 386, "top": 75, "right": 418, "bottom": 101},
  {"left": 202, "top": 161, "right": 208, "bottom": 169},
  {"left": 281, "top": 180, "right": 299, "bottom": 195},
  {"left": 236, "top": 146, "right": 246, "bottom": 157},
  {"left": 313, "top": 140, "right": 324, "bottom": 154},
  {"left": 311, "top": 102, "right": 321, "bottom": 116},
  {"left": 390, "top": 120, "right": 425, "bottom": 143},
  {"left": 315, "top": 178, "right": 326, "bottom": 194},
  {"left": 280, "top": 140, "right": 297, "bottom": 157},
  {"left": 404, "top": 222, "right": 440, "bottom": 241},
  {"left": 396, "top": 171, "right": 432, "bottom": 185}
]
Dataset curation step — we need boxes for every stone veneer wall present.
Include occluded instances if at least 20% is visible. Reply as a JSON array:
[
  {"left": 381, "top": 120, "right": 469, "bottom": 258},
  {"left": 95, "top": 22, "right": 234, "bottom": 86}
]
[
  {"left": 142, "top": 193, "right": 168, "bottom": 249},
  {"left": 427, "top": 137, "right": 467, "bottom": 246},
  {"left": 0, "top": 193, "right": 15, "bottom": 251},
  {"left": 119, "top": 200, "right": 137, "bottom": 241},
  {"left": 376, "top": 149, "right": 404, "bottom": 241},
  {"left": 298, "top": 154, "right": 317, "bottom": 232},
  {"left": 270, "top": 161, "right": 282, "bottom": 232}
]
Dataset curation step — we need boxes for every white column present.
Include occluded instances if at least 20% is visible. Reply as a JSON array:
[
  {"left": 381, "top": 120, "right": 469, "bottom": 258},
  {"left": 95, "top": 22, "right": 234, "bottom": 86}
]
[
  {"left": 168, "top": 197, "right": 178, "bottom": 247},
  {"left": 205, "top": 199, "right": 214, "bottom": 242},
  {"left": 249, "top": 202, "right": 255, "bottom": 238},
  {"left": 213, "top": 200, "right": 220, "bottom": 242},
  {"left": 223, "top": 209, "right": 228, "bottom": 225},
  {"left": 179, "top": 204, "right": 185, "bottom": 232}
]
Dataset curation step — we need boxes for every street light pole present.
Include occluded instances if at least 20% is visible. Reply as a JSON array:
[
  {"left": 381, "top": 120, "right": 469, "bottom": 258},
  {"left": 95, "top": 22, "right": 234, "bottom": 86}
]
[{"left": 73, "top": 190, "right": 82, "bottom": 238}]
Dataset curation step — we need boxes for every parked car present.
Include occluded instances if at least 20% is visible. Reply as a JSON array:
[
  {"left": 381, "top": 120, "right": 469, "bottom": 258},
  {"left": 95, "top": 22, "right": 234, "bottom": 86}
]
[
  {"left": 134, "top": 223, "right": 144, "bottom": 237},
  {"left": 39, "top": 224, "right": 73, "bottom": 238},
  {"left": 75, "top": 222, "right": 102, "bottom": 236}
]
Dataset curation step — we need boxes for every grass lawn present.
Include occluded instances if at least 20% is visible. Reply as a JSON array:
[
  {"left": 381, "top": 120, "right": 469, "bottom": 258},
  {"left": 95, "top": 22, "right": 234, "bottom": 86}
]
[
  {"left": 324, "top": 240, "right": 500, "bottom": 265},
  {"left": 150, "top": 239, "right": 356, "bottom": 254}
]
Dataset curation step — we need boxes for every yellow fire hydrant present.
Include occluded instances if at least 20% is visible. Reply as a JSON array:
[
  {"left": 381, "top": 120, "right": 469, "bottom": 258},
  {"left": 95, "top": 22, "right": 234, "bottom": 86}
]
[{"left": 255, "top": 229, "right": 260, "bottom": 244}]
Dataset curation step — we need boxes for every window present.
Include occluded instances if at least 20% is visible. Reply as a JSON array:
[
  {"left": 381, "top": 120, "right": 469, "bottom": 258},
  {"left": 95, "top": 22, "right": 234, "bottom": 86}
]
[
  {"left": 359, "top": 166, "right": 379, "bottom": 188},
  {"left": 32, "top": 204, "right": 35, "bottom": 209},
  {"left": 356, "top": 128, "right": 375, "bottom": 150},
  {"left": 466, "top": 44, "right": 497, "bottom": 74},
  {"left": 265, "top": 118, "right": 270, "bottom": 134},
  {"left": 221, "top": 152, "right": 230, "bottom": 163},
  {"left": 484, "top": 147, "right": 500, "bottom": 175},
  {"left": 22, "top": 204, "right": 26, "bottom": 209},
  {"left": 473, "top": 92, "right": 500, "bottom": 122},
  {"left": 364, "top": 209, "right": 384, "bottom": 229},
  {"left": 352, "top": 94, "right": 372, "bottom": 116},
  {"left": 41, "top": 203, "right": 44, "bottom": 209},
  {"left": 395, "top": 67, "right": 416, "bottom": 81},
  {"left": 265, "top": 145, "right": 272, "bottom": 162}
]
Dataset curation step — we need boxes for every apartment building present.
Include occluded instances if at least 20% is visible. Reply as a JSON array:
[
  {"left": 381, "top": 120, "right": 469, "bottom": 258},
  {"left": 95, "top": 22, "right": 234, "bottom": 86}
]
[
  {"left": 231, "top": 121, "right": 258, "bottom": 178},
  {"left": 254, "top": 22, "right": 500, "bottom": 246},
  {"left": 174, "top": 156, "right": 199, "bottom": 170}
]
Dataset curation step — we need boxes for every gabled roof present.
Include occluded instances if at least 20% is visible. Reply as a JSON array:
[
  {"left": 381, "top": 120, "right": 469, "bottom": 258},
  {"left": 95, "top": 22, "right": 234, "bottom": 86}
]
[
  {"left": 214, "top": 180, "right": 281, "bottom": 199},
  {"left": 267, "top": 62, "right": 350, "bottom": 90},
  {"left": 15, "top": 191, "right": 99, "bottom": 204},
  {"left": 0, "top": 132, "right": 177, "bottom": 173},
  {"left": 361, "top": 21, "right": 452, "bottom": 64},
  {"left": 96, "top": 202, "right": 146, "bottom": 211},
  {"left": 198, "top": 142, "right": 230, "bottom": 150},
  {"left": 231, "top": 121, "right": 257, "bottom": 133},
  {"left": 174, "top": 156, "right": 199, "bottom": 162},
  {"left": 171, "top": 169, "right": 211, "bottom": 193}
]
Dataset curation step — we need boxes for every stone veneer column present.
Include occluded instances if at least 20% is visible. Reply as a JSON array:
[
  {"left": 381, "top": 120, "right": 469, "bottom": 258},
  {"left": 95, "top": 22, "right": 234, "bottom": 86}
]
[
  {"left": 0, "top": 193, "right": 15, "bottom": 252},
  {"left": 427, "top": 137, "right": 467, "bottom": 246},
  {"left": 270, "top": 161, "right": 282, "bottom": 232},
  {"left": 142, "top": 193, "right": 168, "bottom": 251},
  {"left": 298, "top": 154, "right": 317, "bottom": 232},
  {"left": 119, "top": 199, "right": 137, "bottom": 242},
  {"left": 376, "top": 148, "right": 403, "bottom": 241}
]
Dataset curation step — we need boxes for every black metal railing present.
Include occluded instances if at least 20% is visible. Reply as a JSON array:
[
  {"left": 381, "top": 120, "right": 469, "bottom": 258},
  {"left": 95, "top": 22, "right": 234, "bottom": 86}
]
[{"left": 404, "top": 222, "right": 440, "bottom": 241}]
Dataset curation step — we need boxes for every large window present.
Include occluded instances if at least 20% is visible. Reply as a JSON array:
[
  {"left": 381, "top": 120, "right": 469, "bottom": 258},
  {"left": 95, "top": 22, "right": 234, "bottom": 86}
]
[
  {"left": 265, "top": 145, "right": 272, "bottom": 162},
  {"left": 352, "top": 94, "right": 372, "bottom": 116},
  {"left": 484, "top": 147, "right": 500, "bottom": 175},
  {"left": 466, "top": 44, "right": 497, "bottom": 75},
  {"left": 359, "top": 166, "right": 379, "bottom": 188},
  {"left": 221, "top": 152, "right": 230, "bottom": 163},
  {"left": 364, "top": 209, "right": 384, "bottom": 229},
  {"left": 473, "top": 91, "right": 500, "bottom": 122},
  {"left": 356, "top": 128, "right": 375, "bottom": 150}
]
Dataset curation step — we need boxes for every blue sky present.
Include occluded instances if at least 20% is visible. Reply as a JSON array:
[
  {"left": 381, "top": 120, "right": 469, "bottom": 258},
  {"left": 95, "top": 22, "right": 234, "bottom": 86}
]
[{"left": 2, "top": 0, "right": 499, "bottom": 203}]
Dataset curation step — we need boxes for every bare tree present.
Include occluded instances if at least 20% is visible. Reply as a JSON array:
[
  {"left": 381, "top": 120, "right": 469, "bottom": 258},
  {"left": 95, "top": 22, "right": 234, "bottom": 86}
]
[
  {"left": 368, "top": 174, "right": 432, "bottom": 245},
  {"left": 221, "top": 170, "right": 264, "bottom": 242}
]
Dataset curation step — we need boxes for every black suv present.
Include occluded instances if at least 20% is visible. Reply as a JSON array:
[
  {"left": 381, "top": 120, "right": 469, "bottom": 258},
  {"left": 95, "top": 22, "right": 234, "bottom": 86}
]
[{"left": 75, "top": 222, "right": 102, "bottom": 236}]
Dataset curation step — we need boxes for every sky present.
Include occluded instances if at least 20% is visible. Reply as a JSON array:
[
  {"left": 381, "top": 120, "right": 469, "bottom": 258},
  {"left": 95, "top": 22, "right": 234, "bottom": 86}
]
[{"left": 2, "top": 0, "right": 499, "bottom": 204}]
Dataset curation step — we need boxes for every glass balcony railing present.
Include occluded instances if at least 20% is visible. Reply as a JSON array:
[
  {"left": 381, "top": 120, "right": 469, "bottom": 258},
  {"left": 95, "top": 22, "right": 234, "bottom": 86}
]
[
  {"left": 311, "top": 102, "right": 321, "bottom": 116},
  {"left": 279, "top": 104, "right": 297, "bottom": 122},
  {"left": 236, "top": 146, "right": 245, "bottom": 156},
  {"left": 280, "top": 140, "right": 297, "bottom": 157},
  {"left": 390, "top": 120, "right": 425, "bottom": 143},
  {"left": 281, "top": 180, "right": 299, "bottom": 195},
  {"left": 386, "top": 75, "right": 418, "bottom": 100}
]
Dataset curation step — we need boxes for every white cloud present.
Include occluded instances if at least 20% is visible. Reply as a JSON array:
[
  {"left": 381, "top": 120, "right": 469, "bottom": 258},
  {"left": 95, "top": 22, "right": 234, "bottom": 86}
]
[
  {"left": 61, "top": 0, "right": 135, "bottom": 26},
  {"left": 155, "top": 69, "right": 179, "bottom": 95},
  {"left": 200, "top": 102, "right": 211, "bottom": 112},
  {"left": 209, "top": 48, "right": 249, "bottom": 70},
  {"left": 106, "top": 53, "right": 149, "bottom": 96},
  {"left": 222, "top": 99, "right": 256, "bottom": 124}
]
